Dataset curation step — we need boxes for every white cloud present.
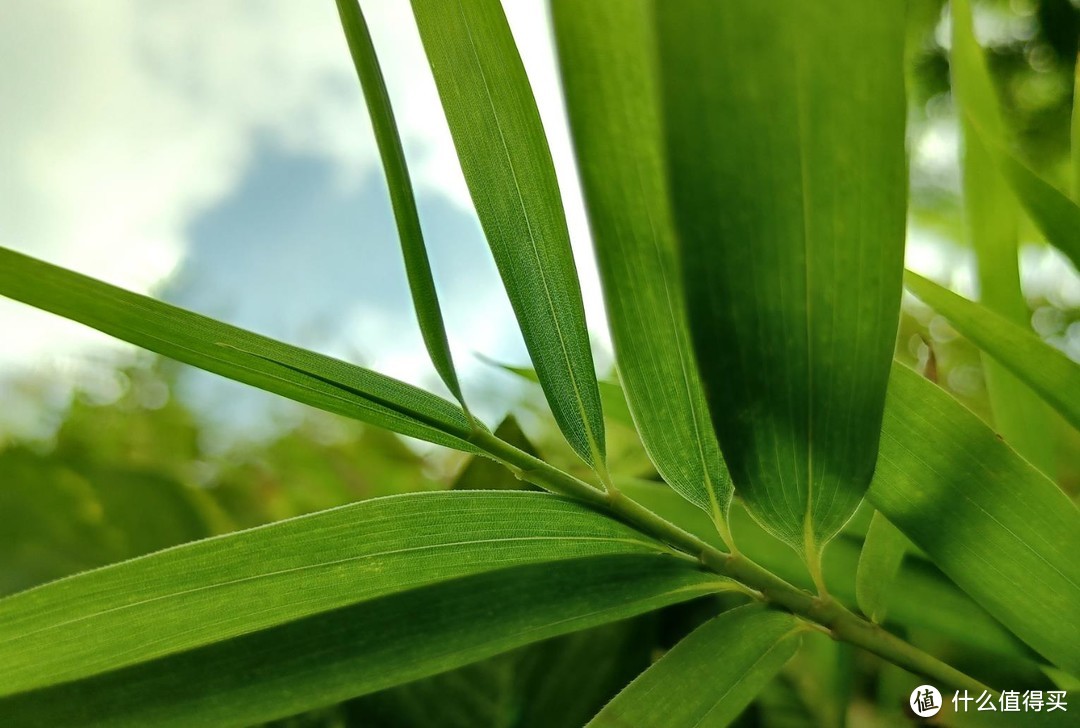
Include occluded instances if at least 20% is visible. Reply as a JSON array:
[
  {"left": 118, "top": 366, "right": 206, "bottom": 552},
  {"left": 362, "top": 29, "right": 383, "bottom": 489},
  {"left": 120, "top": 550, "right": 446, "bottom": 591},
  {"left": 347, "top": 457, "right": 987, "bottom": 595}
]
[{"left": 0, "top": 0, "right": 614, "bottom": 439}]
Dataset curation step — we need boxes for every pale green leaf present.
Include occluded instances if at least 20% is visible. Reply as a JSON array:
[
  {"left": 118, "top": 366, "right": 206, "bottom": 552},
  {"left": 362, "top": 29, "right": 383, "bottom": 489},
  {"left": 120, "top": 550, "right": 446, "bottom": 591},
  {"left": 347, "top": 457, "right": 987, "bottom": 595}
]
[
  {"left": 905, "top": 271, "right": 1080, "bottom": 433},
  {"left": 552, "top": 0, "right": 732, "bottom": 529},
  {"left": 409, "top": 0, "right": 605, "bottom": 467},
  {"left": 855, "top": 511, "right": 909, "bottom": 624},
  {"left": 0, "top": 491, "right": 685, "bottom": 697},
  {"left": 951, "top": 0, "right": 1057, "bottom": 473},
  {"left": 588, "top": 604, "right": 802, "bottom": 728},
  {"left": 657, "top": 1, "right": 908, "bottom": 557},
  {"left": 871, "top": 364, "right": 1080, "bottom": 675},
  {"left": 335, "top": 0, "right": 465, "bottom": 406},
  {"left": 0, "top": 555, "right": 718, "bottom": 728},
  {"left": 0, "top": 247, "right": 475, "bottom": 451},
  {"left": 980, "top": 133, "right": 1080, "bottom": 274}
]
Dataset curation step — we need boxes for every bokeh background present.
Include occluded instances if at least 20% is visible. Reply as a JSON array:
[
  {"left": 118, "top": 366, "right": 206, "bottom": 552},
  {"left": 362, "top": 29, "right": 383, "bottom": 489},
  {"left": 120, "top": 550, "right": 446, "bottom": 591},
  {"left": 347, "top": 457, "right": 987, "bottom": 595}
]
[{"left": 1, "top": 0, "right": 1079, "bottom": 724}]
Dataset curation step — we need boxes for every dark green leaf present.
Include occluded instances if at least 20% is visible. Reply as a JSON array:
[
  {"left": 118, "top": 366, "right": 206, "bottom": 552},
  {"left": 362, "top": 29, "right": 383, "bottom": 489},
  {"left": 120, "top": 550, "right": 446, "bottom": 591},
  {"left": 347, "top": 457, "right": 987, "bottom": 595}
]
[
  {"left": 552, "top": 0, "right": 732, "bottom": 531},
  {"left": 658, "top": 0, "right": 908, "bottom": 559},
  {"left": 588, "top": 604, "right": 802, "bottom": 727},
  {"left": 871, "top": 364, "right": 1080, "bottom": 675},
  {"left": 0, "top": 491, "right": 685, "bottom": 696},
  {"left": 905, "top": 271, "right": 1080, "bottom": 433},
  {"left": 408, "top": 0, "right": 605, "bottom": 468},
  {"left": 0, "top": 246, "right": 475, "bottom": 451},
  {"left": 0, "top": 556, "right": 719, "bottom": 728},
  {"left": 335, "top": 0, "right": 466, "bottom": 406}
]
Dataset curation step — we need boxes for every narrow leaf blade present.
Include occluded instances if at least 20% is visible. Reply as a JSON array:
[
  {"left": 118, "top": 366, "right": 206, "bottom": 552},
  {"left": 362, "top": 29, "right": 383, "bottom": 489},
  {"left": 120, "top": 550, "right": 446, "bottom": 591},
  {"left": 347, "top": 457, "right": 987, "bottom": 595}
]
[
  {"left": 409, "top": 0, "right": 605, "bottom": 467},
  {"left": 0, "top": 556, "right": 719, "bottom": 728},
  {"left": 0, "top": 247, "right": 474, "bottom": 450},
  {"left": 335, "top": 0, "right": 466, "bottom": 406},
  {"left": 588, "top": 604, "right": 801, "bottom": 728},
  {"left": 0, "top": 491, "right": 679, "bottom": 696},
  {"left": 871, "top": 364, "right": 1080, "bottom": 675},
  {"left": 951, "top": 0, "right": 1057, "bottom": 473},
  {"left": 855, "top": 511, "right": 909, "bottom": 624},
  {"left": 552, "top": 0, "right": 732, "bottom": 528},
  {"left": 658, "top": 1, "right": 908, "bottom": 555},
  {"left": 905, "top": 271, "right": 1080, "bottom": 432}
]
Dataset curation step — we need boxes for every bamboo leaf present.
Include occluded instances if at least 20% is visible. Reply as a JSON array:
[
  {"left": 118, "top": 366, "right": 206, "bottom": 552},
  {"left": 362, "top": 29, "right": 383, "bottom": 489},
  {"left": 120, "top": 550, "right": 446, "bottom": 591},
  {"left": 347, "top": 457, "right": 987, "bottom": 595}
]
[
  {"left": 552, "top": 0, "right": 732, "bottom": 530},
  {"left": 657, "top": 1, "right": 908, "bottom": 560},
  {"left": 978, "top": 133, "right": 1080, "bottom": 274},
  {"left": 855, "top": 511, "right": 909, "bottom": 624},
  {"left": 0, "top": 491, "right": 687, "bottom": 697},
  {"left": 335, "top": 0, "right": 466, "bottom": 406},
  {"left": 871, "top": 364, "right": 1080, "bottom": 676},
  {"left": 409, "top": 0, "right": 605, "bottom": 468},
  {"left": 617, "top": 477, "right": 1032, "bottom": 662},
  {"left": 905, "top": 271, "right": 1080, "bottom": 433},
  {"left": 0, "top": 555, "right": 719, "bottom": 728},
  {"left": 0, "top": 247, "right": 475, "bottom": 451},
  {"left": 951, "top": 0, "right": 1057, "bottom": 474},
  {"left": 588, "top": 604, "right": 802, "bottom": 728}
]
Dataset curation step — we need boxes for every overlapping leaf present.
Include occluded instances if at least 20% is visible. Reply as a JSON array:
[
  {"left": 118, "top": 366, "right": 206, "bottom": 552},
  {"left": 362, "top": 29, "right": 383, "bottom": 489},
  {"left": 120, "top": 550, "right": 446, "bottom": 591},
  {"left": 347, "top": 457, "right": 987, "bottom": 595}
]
[
  {"left": 855, "top": 512, "right": 909, "bottom": 624},
  {"left": 951, "top": 0, "right": 1056, "bottom": 473},
  {"left": 409, "top": 0, "right": 605, "bottom": 467},
  {"left": 871, "top": 365, "right": 1080, "bottom": 675},
  {"left": 0, "top": 556, "right": 718, "bottom": 728},
  {"left": 589, "top": 605, "right": 802, "bottom": 727},
  {"left": 0, "top": 491, "right": 684, "bottom": 697},
  {"left": 905, "top": 271, "right": 1080, "bottom": 433},
  {"left": 617, "top": 477, "right": 1031, "bottom": 661},
  {"left": 657, "top": 0, "right": 908, "bottom": 557},
  {"left": 552, "top": 0, "right": 732, "bottom": 530},
  {"left": 336, "top": 0, "right": 465, "bottom": 406},
  {"left": 0, "top": 247, "right": 475, "bottom": 451}
]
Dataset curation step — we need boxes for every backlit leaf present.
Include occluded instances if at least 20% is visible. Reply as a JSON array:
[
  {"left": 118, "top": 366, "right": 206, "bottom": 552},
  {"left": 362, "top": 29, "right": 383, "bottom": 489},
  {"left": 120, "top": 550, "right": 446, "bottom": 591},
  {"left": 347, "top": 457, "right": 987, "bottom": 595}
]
[
  {"left": 409, "top": 0, "right": 605, "bottom": 467},
  {"left": 855, "top": 511, "right": 909, "bottom": 624},
  {"left": 0, "top": 247, "right": 475, "bottom": 451},
  {"left": 552, "top": 0, "right": 732, "bottom": 531},
  {"left": 871, "top": 364, "right": 1080, "bottom": 676},
  {"left": 0, "top": 556, "right": 719, "bottom": 728},
  {"left": 905, "top": 271, "right": 1080, "bottom": 433},
  {"left": 658, "top": 0, "right": 908, "bottom": 559},
  {"left": 951, "top": 0, "right": 1057, "bottom": 473},
  {"left": 0, "top": 491, "right": 684, "bottom": 697},
  {"left": 335, "top": 0, "right": 466, "bottom": 406}
]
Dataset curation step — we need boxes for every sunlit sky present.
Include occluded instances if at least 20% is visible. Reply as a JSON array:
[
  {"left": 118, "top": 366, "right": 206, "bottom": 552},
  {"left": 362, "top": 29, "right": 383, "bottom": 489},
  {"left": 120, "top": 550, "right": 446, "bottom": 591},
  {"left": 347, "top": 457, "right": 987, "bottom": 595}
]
[{"left": 1, "top": 0, "right": 1077, "bottom": 444}]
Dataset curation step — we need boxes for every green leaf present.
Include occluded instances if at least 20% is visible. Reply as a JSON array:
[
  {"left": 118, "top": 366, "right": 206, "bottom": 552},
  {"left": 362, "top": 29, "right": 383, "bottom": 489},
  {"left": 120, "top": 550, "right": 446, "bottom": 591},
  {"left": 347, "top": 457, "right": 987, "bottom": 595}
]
[
  {"left": 355, "top": 617, "right": 653, "bottom": 728},
  {"left": 981, "top": 134, "right": 1080, "bottom": 274},
  {"left": 0, "top": 555, "right": 719, "bottom": 728},
  {"left": 408, "top": 0, "right": 606, "bottom": 468},
  {"left": 617, "top": 477, "right": 1032, "bottom": 662},
  {"left": 552, "top": 0, "right": 732, "bottom": 531},
  {"left": 1073, "top": 61, "right": 1080, "bottom": 199},
  {"left": 0, "top": 246, "right": 475, "bottom": 451},
  {"left": 855, "top": 511, "right": 909, "bottom": 624},
  {"left": 588, "top": 604, "right": 802, "bottom": 728},
  {"left": 871, "top": 364, "right": 1080, "bottom": 676},
  {"left": 905, "top": 271, "right": 1080, "bottom": 433},
  {"left": 657, "top": 1, "right": 908, "bottom": 559},
  {"left": 335, "top": 0, "right": 466, "bottom": 407},
  {"left": 950, "top": 0, "right": 1057, "bottom": 474},
  {"left": 0, "top": 491, "right": 686, "bottom": 697}
]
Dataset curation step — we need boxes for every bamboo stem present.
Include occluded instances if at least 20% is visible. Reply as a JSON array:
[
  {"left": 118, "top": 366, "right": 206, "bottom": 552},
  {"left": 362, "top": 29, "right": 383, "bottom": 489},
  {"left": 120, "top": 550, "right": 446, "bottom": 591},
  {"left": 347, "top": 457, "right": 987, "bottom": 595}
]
[{"left": 470, "top": 428, "right": 990, "bottom": 694}]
